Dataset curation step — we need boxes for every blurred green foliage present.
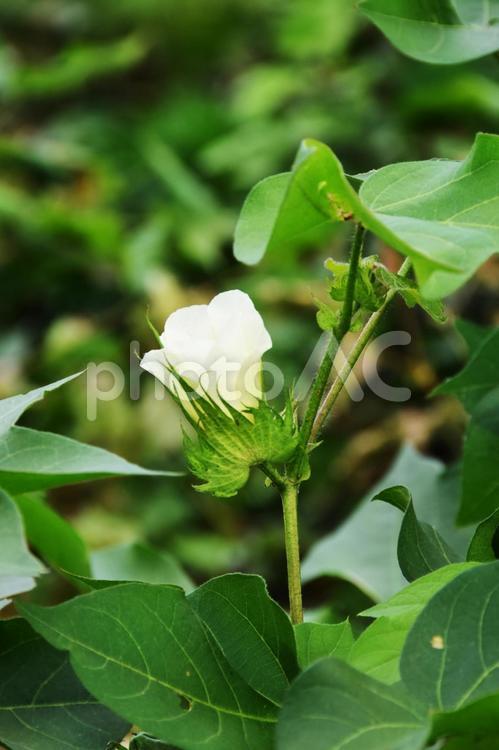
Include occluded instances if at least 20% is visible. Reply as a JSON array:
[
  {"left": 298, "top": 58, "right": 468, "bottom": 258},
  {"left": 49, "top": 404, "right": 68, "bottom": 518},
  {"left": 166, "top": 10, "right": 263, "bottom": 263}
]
[{"left": 0, "top": 0, "right": 498, "bottom": 607}]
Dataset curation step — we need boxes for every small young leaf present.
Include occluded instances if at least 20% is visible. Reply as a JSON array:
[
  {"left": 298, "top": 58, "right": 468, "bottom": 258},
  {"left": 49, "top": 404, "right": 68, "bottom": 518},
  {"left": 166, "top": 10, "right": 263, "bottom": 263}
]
[
  {"left": 277, "top": 657, "right": 430, "bottom": 750},
  {"left": 0, "top": 618, "right": 129, "bottom": 750},
  {"left": 374, "top": 265, "right": 446, "bottom": 323},
  {"left": 374, "top": 485, "right": 460, "bottom": 582},
  {"left": 189, "top": 573, "right": 298, "bottom": 704},
  {"left": 294, "top": 621, "right": 354, "bottom": 669}
]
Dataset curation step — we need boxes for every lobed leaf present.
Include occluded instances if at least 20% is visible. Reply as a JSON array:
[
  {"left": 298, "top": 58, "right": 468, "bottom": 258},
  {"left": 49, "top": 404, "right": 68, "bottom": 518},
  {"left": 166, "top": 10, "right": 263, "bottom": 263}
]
[{"left": 20, "top": 583, "right": 278, "bottom": 750}]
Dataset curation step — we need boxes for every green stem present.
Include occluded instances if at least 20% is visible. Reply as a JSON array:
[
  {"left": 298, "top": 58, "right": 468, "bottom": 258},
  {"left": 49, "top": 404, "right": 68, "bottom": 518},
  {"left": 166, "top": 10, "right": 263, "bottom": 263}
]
[
  {"left": 309, "top": 257, "right": 412, "bottom": 444},
  {"left": 336, "top": 224, "right": 365, "bottom": 341},
  {"left": 297, "top": 224, "right": 365, "bottom": 455},
  {"left": 281, "top": 482, "right": 303, "bottom": 624}
]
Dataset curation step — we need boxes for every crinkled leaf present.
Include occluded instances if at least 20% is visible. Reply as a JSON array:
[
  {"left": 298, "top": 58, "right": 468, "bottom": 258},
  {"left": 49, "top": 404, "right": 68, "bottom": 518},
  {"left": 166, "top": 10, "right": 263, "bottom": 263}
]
[
  {"left": 294, "top": 620, "right": 354, "bottom": 669},
  {"left": 0, "top": 372, "right": 82, "bottom": 438},
  {"left": 181, "top": 393, "right": 299, "bottom": 498},
  {"left": 374, "top": 485, "right": 460, "bottom": 582},
  {"left": 325, "top": 255, "right": 385, "bottom": 313},
  {"left": 359, "top": 0, "right": 499, "bottom": 64},
  {"left": 401, "top": 562, "right": 499, "bottom": 719},
  {"left": 0, "top": 488, "right": 45, "bottom": 608},
  {"left": 0, "top": 426, "right": 179, "bottom": 494},
  {"left": 20, "top": 583, "right": 278, "bottom": 750},
  {"left": 0, "top": 618, "right": 129, "bottom": 750},
  {"left": 189, "top": 574, "right": 298, "bottom": 705},
  {"left": 375, "top": 266, "right": 447, "bottom": 323},
  {"left": 277, "top": 657, "right": 430, "bottom": 750}
]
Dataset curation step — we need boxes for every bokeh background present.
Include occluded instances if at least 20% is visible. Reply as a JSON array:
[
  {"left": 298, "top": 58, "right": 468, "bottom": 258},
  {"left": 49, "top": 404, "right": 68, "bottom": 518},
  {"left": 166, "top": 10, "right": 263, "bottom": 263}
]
[{"left": 1, "top": 0, "right": 498, "bottom": 617}]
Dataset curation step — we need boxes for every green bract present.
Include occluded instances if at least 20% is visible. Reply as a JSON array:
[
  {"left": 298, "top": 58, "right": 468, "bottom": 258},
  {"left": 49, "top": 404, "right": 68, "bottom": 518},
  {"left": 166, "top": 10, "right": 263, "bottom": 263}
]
[
  {"left": 235, "top": 133, "right": 499, "bottom": 299},
  {"left": 177, "top": 387, "right": 299, "bottom": 498}
]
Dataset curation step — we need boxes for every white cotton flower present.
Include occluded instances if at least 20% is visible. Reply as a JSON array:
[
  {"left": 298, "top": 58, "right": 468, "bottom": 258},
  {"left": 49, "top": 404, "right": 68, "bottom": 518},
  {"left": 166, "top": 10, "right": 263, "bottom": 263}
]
[{"left": 140, "top": 290, "right": 272, "bottom": 411}]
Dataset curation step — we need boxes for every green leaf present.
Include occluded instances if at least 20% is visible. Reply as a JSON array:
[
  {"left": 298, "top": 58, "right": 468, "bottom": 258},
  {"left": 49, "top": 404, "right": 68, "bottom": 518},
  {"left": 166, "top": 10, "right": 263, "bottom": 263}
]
[
  {"left": 90, "top": 541, "right": 194, "bottom": 592},
  {"left": 361, "top": 563, "right": 478, "bottom": 620},
  {"left": 235, "top": 134, "right": 499, "bottom": 298},
  {"left": 302, "top": 445, "right": 472, "bottom": 600},
  {"left": 0, "top": 372, "right": 82, "bottom": 437},
  {"left": 434, "top": 326, "right": 499, "bottom": 411},
  {"left": 359, "top": 0, "right": 499, "bottom": 64},
  {"left": 467, "top": 509, "right": 499, "bottom": 562},
  {"left": 0, "top": 618, "right": 129, "bottom": 750},
  {"left": 182, "top": 394, "right": 298, "bottom": 498},
  {"left": 0, "top": 426, "right": 179, "bottom": 494},
  {"left": 15, "top": 493, "right": 91, "bottom": 577},
  {"left": 461, "top": 389, "right": 499, "bottom": 524},
  {"left": 0, "top": 488, "right": 45, "bottom": 607},
  {"left": 294, "top": 620, "right": 354, "bottom": 669},
  {"left": 189, "top": 574, "right": 298, "bottom": 705},
  {"left": 359, "top": 132, "right": 499, "bottom": 298},
  {"left": 349, "top": 614, "right": 414, "bottom": 685},
  {"left": 276, "top": 657, "right": 430, "bottom": 750},
  {"left": 401, "top": 561, "right": 499, "bottom": 715},
  {"left": 374, "top": 486, "right": 460, "bottom": 581},
  {"left": 20, "top": 583, "right": 278, "bottom": 750},
  {"left": 353, "top": 564, "right": 478, "bottom": 684}
]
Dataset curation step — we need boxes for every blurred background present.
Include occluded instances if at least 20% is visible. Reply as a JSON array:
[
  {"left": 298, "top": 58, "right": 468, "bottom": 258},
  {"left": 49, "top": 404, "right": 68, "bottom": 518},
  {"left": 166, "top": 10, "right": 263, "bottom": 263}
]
[{"left": 1, "top": 0, "right": 498, "bottom": 618}]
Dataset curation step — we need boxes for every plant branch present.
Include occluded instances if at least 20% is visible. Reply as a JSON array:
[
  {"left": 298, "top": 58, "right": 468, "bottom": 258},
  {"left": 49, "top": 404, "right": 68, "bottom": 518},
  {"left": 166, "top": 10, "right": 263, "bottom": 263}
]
[
  {"left": 309, "top": 257, "right": 412, "bottom": 443},
  {"left": 297, "top": 224, "right": 365, "bottom": 455},
  {"left": 281, "top": 482, "right": 303, "bottom": 624}
]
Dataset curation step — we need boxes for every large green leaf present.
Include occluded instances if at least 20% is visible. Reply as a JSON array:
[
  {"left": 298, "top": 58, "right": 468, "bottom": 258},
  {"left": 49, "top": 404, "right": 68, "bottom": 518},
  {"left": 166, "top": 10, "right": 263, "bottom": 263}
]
[
  {"left": 461, "top": 389, "right": 499, "bottom": 524},
  {"left": 0, "top": 618, "right": 129, "bottom": 750},
  {"left": 359, "top": 0, "right": 499, "bottom": 64},
  {"left": 351, "top": 564, "right": 477, "bottom": 685},
  {"left": 401, "top": 562, "right": 499, "bottom": 715},
  {"left": 0, "top": 372, "right": 82, "bottom": 437},
  {"left": 276, "top": 657, "right": 430, "bottom": 750},
  {"left": 434, "top": 326, "right": 499, "bottom": 411},
  {"left": 90, "top": 541, "right": 193, "bottom": 592},
  {"left": 359, "top": 132, "right": 499, "bottom": 298},
  {"left": 302, "top": 445, "right": 472, "bottom": 600},
  {"left": 294, "top": 620, "right": 354, "bottom": 669},
  {"left": 0, "top": 488, "right": 45, "bottom": 607},
  {"left": 374, "top": 485, "right": 460, "bottom": 581},
  {"left": 15, "top": 493, "right": 91, "bottom": 577},
  {"left": 234, "top": 134, "right": 499, "bottom": 299},
  {"left": 0, "top": 426, "right": 179, "bottom": 493},
  {"left": 189, "top": 574, "right": 298, "bottom": 705},
  {"left": 20, "top": 583, "right": 278, "bottom": 750}
]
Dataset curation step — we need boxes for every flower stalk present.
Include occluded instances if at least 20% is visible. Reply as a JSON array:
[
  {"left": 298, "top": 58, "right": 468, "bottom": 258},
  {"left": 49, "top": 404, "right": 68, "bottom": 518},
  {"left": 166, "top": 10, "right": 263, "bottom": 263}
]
[{"left": 281, "top": 482, "right": 303, "bottom": 624}]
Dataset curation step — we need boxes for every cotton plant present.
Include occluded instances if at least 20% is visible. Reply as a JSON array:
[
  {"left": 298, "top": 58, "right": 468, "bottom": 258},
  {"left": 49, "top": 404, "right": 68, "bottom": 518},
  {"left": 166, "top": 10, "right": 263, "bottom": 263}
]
[{"left": 3, "top": 134, "right": 499, "bottom": 750}]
